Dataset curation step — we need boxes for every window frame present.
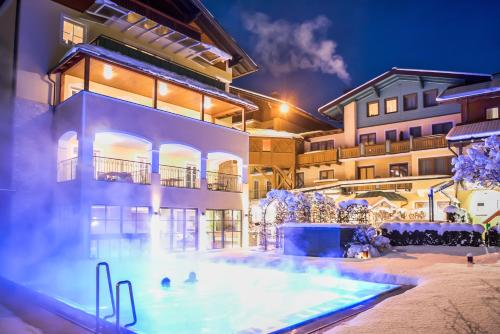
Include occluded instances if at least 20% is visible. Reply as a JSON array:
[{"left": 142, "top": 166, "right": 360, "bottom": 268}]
[
  {"left": 432, "top": 122, "right": 453, "bottom": 135},
  {"left": 423, "top": 89, "right": 439, "bottom": 108},
  {"left": 310, "top": 140, "right": 335, "bottom": 151},
  {"left": 409, "top": 126, "right": 422, "bottom": 138},
  {"left": 61, "top": 16, "right": 86, "bottom": 45},
  {"left": 486, "top": 106, "right": 499, "bottom": 120},
  {"left": 357, "top": 166, "right": 375, "bottom": 180},
  {"left": 418, "top": 156, "right": 453, "bottom": 175},
  {"left": 359, "top": 133, "right": 377, "bottom": 145},
  {"left": 385, "top": 129, "right": 398, "bottom": 142},
  {"left": 384, "top": 97, "right": 398, "bottom": 114},
  {"left": 403, "top": 93, "right": 418, "bottom": 111},
  {"left": 367, "top": 100, "right": 379, "bottom": 117},
  {"left": 319, "top": 169, "right": 335, "bottom": 180},
  {"left": 262, "top": 139, "right": 271, "bottom": 152},
  {"left": 389, "top": 163, "right": 409, "bottom": 177}
]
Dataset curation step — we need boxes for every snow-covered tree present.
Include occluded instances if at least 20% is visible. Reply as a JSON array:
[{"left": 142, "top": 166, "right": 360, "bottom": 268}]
[
  {"left": 310, "top": 192, "right": 337, "bottom": 223},
  {"left": 337, "top": 199, "right": 369, "bottom": 224},
  {"left": 452, "top": 135, "right": 500, "bottom": 188}
]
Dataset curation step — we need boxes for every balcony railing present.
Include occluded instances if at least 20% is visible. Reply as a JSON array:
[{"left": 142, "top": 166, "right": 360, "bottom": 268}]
[
  {"left": 298, "top": 135, "right": 448, "bottom": 167},
  {"left": 340, "top": 146, "right": 361, "bottom": 159},
  {"left": 94, "top": 156, "right": 151, "bottom": 185},
  {"left": 160, "top": 165, "right": 200, "bottom": 189},
  {"left": 297, "top": 149, "right": 338, "bottom": 166},
  {"left": 207, "top": 171, "right": 242, "bottom": 193},
  {"left": 57, "top": 157, "right": 77, "bottom": 182},
  {"left": 413, "top": 135, "right": 447, "bottom": 150}
]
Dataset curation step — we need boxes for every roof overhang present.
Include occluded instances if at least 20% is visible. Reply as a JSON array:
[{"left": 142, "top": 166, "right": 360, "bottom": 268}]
[
  {"left": 50, "top": 44, "right": 258, "bottom": 111},
  {"left": 446, "top": 119, "right": 500, "bottom": 142},
  {"left": 318, "top": 67, "right": 491, "bottom": 115}
]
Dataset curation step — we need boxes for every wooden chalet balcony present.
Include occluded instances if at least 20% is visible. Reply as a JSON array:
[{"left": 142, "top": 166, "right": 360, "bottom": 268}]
[
  {"left": 298, "top": 135, "right": 447, "bottom": 167},
  {"left": 413, "top": 135, "right": 447, "bottom": 150},
  {"left": 297, "top": 149, "right": 338, "bottom": 166}
]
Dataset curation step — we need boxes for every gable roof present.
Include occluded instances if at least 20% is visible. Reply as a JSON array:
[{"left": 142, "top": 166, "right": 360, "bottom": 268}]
[
  {"left": 318, "top": 67, "right": 491, "bottom": 114},
  {"left": 51, "top": 0, "right": 258, "bottom": 78},
  {"left": 437, "top": 74, "right": 500, "bottom": 102},
  {"left": 230, "top": 86, "right": 342, "bottom": 129}
]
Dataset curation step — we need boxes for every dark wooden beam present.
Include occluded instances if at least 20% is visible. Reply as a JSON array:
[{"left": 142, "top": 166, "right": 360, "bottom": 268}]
[{"left": 83, "top": 56, "right": 90, "bottom": 91}]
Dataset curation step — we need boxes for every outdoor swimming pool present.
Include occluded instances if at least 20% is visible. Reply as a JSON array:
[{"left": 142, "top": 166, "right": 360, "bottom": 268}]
[{"left": 18, "top": 255, "right": 398, "bottom": 333}]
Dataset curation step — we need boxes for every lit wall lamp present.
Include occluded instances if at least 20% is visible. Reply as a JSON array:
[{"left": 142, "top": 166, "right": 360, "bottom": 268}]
[
  {"left": 203, "top": 97, "right": 213, "bottom": 109},
  {"left": 103, "top": 64, "right": 113, "bottom": 80},
  {"left": 158, "top": 82, "right": 168, "bottom": 96},
  {"left": 279, "top": 103, "right": 289, "bottom": 113}
]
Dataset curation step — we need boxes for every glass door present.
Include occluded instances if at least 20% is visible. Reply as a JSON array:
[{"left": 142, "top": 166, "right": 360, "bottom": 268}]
[{"left": 159, "top": 208, "right": 198, "bottom": 252}]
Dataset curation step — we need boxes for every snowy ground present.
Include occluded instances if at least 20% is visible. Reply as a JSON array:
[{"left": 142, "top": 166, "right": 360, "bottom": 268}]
[{"left": 0, "top": 246, "right": 498, "bottom": 334}]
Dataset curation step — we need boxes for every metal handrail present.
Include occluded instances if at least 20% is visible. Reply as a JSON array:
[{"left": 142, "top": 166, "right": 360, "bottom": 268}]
[
  {"left": 116, "top": 280, "right": 137, "bottom": 332},
  {"left": 96, "top": 262, "right": 116, "bottom": 333}
]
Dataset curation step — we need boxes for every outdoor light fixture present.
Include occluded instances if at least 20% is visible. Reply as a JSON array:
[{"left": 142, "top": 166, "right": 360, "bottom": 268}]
[
  {"left": 279, "top": 103, "right": 289, "bottom": 113},
  {"left": 103, "top": 64, "right": 113, "bottom": 80},
  {"left": 158, "top": 82, "right": 168, "bottom": 96},
  {"left": 203, "top": 97, "right": 213, "bottom": 109}
]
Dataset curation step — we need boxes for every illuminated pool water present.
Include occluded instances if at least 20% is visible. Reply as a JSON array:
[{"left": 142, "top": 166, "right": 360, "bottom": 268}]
[{"left": 21, "top": 256, "right": 397, "bottom": 333}]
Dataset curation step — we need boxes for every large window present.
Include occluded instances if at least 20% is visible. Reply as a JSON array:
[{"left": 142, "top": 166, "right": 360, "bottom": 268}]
[
  {"left": 159, "top": 208, "right": 198, "bottom": 251},
  {"left": 367, "top": 101, "right": 379, "bottom": 117},
  {"left": 389, "top": 163, "right": 409, "bottom": 177},
  {"left": 296, "top": 172, "right": 304, "bottom": 188},
  {"left": 359, "top": 133, "right": 376, "bottom": 145},
  {"left": 252, "top": 180, "right": 260, "bottom": 199},
  {"left": 403, "top": 93, "right": 418, "bottom": 111},
  {"left": 486, "top": 107, "right": 499, "bottom": 120},
  {"left": 409, "top": 126, "right": 422, "bottom": 138},
  {"left": 423, "top": 89, "right": 439, "bottom": 108},
  {"left": 62, "top": 18, "right": 84, "bottom": 45},
  {"left": 206, "top": 209, "right": 241, "bottom": 249},
  {"left": 358, "top": 166, "right": 375, "bottom": 180},
  {"left": 89, "top": 205, "right": 150, "bottom": 258},
  {"left": 419, "top": 156, "right": 453, "bottom": 175},
  {"left": 432, "top": 122, "right": 453, "bottom": 135},
  {"left": 384, "top": 97, "right": 398, "bottom": 114},
  {"left": 319, "top": 169, "right": 334, "bottom": 180},
  {"left": 310, "top": 140, "right": 334, "bottom": 151}
]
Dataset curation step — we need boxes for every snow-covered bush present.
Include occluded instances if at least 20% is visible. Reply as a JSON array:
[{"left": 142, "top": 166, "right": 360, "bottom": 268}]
[
  {"left": 452, "top": 135, "right": 500, "bottom": 188},
  {"left": 346, "top": 225, "right": 391, "bottom": 258},
  {"left": 310, "top": 192, "right": 337, "bottom": 223},
  {"left": 380, "top": 222, "right": 485, "bottom": 247},
  {"left": 444, "top": 205, "right": 469, "bottom": 223},
  {"left": 337, "top": 199, "right": 369, "bottom": 225}
]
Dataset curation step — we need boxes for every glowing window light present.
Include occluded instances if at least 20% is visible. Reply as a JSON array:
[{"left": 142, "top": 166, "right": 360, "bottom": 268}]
[
  {"left": 158, "top": 82, "right": 168, "bottom": 96},
  {"left": 103, "top": 64, "right": 113, "bottom": 80},
  {"left": 279, "top": 103, "right": 289, "bottom": 113},
  {"left": 203, "top": 97, "right": 213, "bottom": 109}
]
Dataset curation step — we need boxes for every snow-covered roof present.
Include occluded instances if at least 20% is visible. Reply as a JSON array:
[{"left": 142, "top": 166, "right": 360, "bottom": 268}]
[
  {"left": 446, "top": 119, "right": 500, "bottom": 141},
  {"left": 247, "top": 128, "right": 303, "bottom": 139},
  {"left": 319, "top": 67, "right": 491, "bottom": 114},
  {"left": 437, "top": 78, "right": 500, "bottom": 102},
  {"left": 54, "top": 44, "right": 258, "bottom": 111}
]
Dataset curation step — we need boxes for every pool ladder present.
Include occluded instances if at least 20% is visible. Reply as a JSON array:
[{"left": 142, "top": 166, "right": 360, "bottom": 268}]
[{"left": 96, "top": 262, "right": 137, "bottom": 333}]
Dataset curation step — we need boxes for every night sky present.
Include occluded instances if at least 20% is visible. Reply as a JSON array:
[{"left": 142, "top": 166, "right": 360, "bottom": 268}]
[{"left": 203, "top": 0, "right": 500, "bottom": 112}]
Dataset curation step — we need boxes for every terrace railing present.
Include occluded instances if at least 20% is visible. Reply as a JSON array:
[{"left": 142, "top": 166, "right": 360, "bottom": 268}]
[
  {"left": 57, "top": 157, "right": 77, "bottom": 182},
  {"left": 298, "top": 135, "right": 447, "bottom": 167},
  {"left": 94, "top": 156, "right": 151, "bottom": 185},
  {"left": 207, "top": 171, "right": 242, "bottom": 193},
  {"left": 160, "top": 165, "right": 200, "bottom": 189}
]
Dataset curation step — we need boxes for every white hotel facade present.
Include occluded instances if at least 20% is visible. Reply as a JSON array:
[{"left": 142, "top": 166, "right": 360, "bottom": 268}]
[{"left": 0, "top": 0, "right": 260, "bottom": 257}]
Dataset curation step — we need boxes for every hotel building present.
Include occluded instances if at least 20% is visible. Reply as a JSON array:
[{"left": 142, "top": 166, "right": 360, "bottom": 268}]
[{"left": 0, "top": 0, "right": 260, "bottom": 257}]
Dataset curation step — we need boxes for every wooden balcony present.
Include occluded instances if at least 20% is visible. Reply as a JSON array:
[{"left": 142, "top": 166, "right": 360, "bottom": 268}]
[
  {"left": 298, "top": 135, "right": 448, "bottom": 167},
  {"left": 413, "top": 135, "right": 447, "bottom": 150},
  {"left": 340, "top": 147, "right": 360, "bottom": 159},
  {"left": 297, "top": 149, "right": 338, "bottom": 166}
]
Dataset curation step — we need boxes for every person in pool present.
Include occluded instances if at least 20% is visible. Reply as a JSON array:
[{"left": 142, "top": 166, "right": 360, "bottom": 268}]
[
  {"left": 184, "top": 272, "right": 198, "bottom": 284},
  {"left": 161, "top": 277, "right": 171, "bottom": 288}
]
